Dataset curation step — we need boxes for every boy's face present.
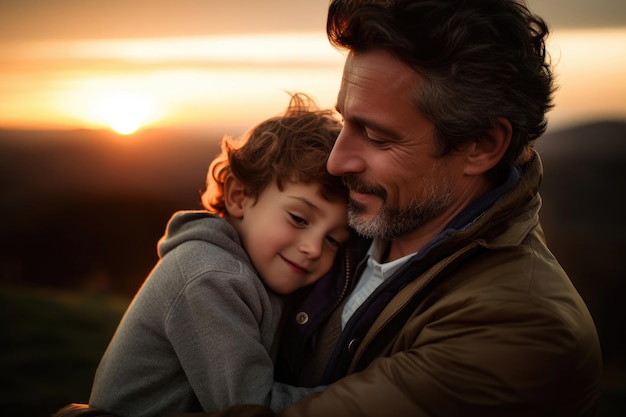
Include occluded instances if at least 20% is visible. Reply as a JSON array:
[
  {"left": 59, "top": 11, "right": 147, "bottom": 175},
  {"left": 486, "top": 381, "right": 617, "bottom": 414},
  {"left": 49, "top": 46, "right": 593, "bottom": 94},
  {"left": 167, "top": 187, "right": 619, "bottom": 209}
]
[{"left": 235, "top": 181, "right": 350, "bottom": 295}]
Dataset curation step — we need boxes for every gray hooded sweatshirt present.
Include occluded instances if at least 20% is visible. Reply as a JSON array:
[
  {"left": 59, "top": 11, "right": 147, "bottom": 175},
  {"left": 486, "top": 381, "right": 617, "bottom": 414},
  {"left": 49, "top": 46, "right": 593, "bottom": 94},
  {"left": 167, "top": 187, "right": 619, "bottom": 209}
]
[{"left": 89, "top": 211, "right": 322, "bottom": 417}]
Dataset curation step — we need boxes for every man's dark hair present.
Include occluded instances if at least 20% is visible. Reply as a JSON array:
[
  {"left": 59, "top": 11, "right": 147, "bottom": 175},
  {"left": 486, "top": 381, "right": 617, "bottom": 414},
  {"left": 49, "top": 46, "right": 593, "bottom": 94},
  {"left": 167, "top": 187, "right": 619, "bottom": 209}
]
[{"left": 327, "top": 0, "right": 555, "bottom": 177}]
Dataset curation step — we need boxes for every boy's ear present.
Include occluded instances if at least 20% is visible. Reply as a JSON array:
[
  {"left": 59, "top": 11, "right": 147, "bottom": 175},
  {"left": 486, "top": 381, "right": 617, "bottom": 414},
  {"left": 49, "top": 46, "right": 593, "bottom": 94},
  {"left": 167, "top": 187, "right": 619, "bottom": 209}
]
[
  {"left": 223, "top": 174, "right": 246, "bottom": 218},
  {"left": 464, "top": 117, "right": 512, "bottom": 176}
]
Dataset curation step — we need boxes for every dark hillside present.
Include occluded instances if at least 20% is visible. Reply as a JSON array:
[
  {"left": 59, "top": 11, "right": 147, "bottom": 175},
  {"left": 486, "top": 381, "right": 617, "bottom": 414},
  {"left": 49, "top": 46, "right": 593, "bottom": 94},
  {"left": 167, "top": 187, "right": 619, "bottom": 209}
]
[
  {"left": 0, "top": 128, "right": 221, "bottom": 294},
  {"left": 536, "top": 120, "right": 626, "bottom": 377}
]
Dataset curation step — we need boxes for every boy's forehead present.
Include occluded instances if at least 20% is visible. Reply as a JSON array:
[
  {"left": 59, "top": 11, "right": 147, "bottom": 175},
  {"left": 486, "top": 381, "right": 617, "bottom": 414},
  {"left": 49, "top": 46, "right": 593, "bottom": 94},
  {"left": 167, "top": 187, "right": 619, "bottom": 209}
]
[{"left": 280, "top": 180, "right": 341, "bottom": 203}]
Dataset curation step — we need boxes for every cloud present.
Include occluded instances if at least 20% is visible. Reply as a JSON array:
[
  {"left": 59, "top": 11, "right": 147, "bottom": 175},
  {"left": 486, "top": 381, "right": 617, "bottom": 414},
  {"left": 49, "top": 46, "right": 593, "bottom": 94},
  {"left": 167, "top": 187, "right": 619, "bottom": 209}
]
[
  {"left": 0, "top": 0, "right": 329, "bottom": 41},
  {"left": 3, "top": 34, "right": 342, "bottom": 66},
  {"left": 2, "top": 0, "right": 624, "bottom": 43},
  {"left": 528, "top": 0, "right": 626, "bottom": 28}
]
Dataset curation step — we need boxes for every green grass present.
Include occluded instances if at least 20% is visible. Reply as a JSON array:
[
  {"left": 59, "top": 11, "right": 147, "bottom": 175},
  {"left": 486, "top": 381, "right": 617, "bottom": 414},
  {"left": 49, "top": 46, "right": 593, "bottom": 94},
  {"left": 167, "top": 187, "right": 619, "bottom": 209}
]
[{"left": 0, "top": 285, "right": 129, "bottom": 417}]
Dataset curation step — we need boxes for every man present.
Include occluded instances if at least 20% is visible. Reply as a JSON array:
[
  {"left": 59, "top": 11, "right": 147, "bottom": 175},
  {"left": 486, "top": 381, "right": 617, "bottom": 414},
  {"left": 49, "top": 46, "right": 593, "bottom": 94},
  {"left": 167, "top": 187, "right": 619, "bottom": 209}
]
[
  {"left": 270, "top": 1, "right": 602, "bottom": 416},
  {"left": 55, "top": 1, "right": 602, "bottom": 417}
]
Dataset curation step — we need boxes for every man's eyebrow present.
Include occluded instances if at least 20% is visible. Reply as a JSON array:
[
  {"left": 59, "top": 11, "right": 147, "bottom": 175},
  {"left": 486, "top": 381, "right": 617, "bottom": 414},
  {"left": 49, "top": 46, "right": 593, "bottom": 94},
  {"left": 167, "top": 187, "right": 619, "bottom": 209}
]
[
  {"left": 335, "top": 102, "right": 401, "bottom": 139},
  {"left": 351, "top": 115, "right": 403, "bottom": 141}
]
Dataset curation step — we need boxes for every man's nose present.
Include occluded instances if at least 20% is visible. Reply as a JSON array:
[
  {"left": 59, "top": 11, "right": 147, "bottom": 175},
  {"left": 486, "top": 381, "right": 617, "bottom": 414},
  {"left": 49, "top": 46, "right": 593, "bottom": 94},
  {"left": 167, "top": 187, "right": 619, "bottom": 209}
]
[{"left": 327, "top": 127, "right": 364, "bottom": 176}]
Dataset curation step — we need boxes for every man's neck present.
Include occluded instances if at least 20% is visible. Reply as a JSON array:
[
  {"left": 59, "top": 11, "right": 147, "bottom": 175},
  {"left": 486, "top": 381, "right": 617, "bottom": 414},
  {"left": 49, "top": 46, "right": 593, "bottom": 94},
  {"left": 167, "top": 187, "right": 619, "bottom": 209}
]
[{"left": 384, "top": 211, "right": 462, "bottom": 262}]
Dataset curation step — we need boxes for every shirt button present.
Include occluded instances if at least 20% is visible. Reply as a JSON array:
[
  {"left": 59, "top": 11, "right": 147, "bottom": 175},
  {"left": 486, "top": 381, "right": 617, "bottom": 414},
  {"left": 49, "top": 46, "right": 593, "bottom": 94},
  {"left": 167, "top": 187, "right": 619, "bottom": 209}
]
[
  {"left": 296, "top": 312, "right": 309, "bottom": 325},
  {"left": 348, "top": 338, "right": 360, "bottom": 354}
]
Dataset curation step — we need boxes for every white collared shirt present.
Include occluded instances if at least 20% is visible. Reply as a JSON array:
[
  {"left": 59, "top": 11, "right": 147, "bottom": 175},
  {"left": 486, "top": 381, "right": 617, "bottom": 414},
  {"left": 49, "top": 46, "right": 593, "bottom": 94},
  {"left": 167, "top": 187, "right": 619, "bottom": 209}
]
[{"left": 341, "top": 238, "right": 415, "bottom": 329}]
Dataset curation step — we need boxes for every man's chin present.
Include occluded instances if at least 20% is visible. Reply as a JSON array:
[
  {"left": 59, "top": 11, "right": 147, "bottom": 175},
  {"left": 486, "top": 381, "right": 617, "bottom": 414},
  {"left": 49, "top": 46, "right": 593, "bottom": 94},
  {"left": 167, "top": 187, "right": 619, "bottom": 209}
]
[{"left": 348, "top": 210, "right": 382, "bottom": 239}]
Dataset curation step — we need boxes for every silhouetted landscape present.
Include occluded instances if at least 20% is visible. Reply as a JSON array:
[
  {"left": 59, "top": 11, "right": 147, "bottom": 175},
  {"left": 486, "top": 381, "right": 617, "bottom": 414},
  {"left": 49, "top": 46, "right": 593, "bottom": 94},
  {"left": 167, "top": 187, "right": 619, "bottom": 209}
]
[
  {"left": 1, "top": 120, "right": 625, "bottom": 416},
  {"left": 0, "top": 128, "right": 222, "bottom": 295}
]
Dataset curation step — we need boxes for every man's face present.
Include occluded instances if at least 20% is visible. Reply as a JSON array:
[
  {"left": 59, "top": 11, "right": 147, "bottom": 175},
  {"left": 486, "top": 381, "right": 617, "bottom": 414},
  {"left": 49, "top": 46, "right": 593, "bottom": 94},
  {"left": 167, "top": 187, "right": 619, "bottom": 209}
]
[{"left": 328, "top": 49, "right": 472, "bottom": 247}]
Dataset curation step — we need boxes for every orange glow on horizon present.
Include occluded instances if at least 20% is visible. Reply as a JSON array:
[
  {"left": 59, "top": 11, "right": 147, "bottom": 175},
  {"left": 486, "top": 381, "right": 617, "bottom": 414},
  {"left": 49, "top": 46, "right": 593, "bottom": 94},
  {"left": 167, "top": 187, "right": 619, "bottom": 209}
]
[
  {"left": 546, "top": 28, "right": 626, "bottom": 127},
  {"left": 0, "top": 33, "right": 346, "bottom": 132},
  {"left": 0, "top": 29, "right": 624, "bottom": 132},
  {"left": 92, "top": 92, "right": 154, "bottom": 135}
]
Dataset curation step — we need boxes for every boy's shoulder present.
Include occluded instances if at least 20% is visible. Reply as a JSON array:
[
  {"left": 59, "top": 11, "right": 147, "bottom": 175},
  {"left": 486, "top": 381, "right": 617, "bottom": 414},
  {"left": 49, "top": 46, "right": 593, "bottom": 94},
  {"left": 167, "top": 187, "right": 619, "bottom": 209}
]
[{"left": 159, "top": 210, "right": 243, "bottom": 257}]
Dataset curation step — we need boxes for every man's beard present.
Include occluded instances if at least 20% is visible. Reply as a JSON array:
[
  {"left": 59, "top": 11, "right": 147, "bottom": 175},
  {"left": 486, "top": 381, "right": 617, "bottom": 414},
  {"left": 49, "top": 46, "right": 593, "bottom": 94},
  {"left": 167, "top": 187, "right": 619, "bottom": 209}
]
[{"left": 344, "top": 175, "right": 454, "bottom": 240}]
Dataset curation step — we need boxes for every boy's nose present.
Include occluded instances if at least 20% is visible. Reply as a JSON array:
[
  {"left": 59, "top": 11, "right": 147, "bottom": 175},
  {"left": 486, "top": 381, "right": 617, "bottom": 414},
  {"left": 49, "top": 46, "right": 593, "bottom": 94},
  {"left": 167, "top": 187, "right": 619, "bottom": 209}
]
[{"left": 299, "top": 236, "right": 323, "bottom": 259}]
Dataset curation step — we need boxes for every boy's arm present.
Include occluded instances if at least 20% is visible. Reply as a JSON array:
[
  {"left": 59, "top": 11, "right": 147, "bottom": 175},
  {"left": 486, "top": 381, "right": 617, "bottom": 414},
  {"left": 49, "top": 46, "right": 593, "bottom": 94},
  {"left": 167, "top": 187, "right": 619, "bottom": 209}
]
[{"left": 167, "top": 264, "right": 323, "bottom": 411}]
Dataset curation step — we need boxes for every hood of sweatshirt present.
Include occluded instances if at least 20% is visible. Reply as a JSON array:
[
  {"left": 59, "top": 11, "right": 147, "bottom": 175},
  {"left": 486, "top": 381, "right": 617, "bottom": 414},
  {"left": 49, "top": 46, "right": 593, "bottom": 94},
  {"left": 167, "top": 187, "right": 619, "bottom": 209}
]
[{"left": 157, "top": 210, "right": 249, "bottom": 264}]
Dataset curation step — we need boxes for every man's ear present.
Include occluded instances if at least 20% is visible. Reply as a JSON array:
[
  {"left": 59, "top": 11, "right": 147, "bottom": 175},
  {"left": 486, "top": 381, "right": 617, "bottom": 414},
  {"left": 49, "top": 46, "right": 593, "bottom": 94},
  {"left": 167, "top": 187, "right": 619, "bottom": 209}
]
[
  {"left": 223, "top": 174, "right": 246, "bottom": 218},
  {"left": 464, "top": 117, "right": 512, "bottom": 176}
]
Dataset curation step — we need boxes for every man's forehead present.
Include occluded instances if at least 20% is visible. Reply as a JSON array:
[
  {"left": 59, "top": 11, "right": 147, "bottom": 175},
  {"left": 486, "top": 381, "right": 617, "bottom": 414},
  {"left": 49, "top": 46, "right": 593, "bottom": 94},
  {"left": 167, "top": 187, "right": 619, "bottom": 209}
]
[{"left": 338, "top": 51, "right": 420, "bottom": 110}]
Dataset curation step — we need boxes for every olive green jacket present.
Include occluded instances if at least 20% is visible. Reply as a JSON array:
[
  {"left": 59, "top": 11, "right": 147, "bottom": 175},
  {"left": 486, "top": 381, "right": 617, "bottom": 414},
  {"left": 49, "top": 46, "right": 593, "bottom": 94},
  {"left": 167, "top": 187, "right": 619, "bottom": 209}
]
[{"left": 195, "top": 153, "right": 603, "bottom": 417}]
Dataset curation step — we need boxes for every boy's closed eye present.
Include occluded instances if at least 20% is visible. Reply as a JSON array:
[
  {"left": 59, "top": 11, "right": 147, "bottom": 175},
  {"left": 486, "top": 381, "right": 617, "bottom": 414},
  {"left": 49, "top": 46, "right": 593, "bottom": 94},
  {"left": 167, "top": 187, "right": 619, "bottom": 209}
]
[
  {"left": 325, "top": 235, "right": 341, "bottom": 248},
  {"left": 288, "top": 212, "right": 307, "bottom": 226}
]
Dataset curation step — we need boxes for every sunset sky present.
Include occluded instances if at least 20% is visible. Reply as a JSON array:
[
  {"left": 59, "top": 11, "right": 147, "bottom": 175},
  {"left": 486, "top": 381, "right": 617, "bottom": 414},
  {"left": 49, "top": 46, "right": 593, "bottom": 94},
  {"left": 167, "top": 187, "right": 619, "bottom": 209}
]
[{"left": 1, "top": 0, "right": 624, "bottom": 135}]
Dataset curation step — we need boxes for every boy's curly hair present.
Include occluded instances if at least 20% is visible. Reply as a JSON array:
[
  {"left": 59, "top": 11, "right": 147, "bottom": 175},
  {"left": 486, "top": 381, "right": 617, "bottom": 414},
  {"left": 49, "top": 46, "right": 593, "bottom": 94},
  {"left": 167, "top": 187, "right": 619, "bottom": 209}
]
[{"left": 201, "top": 93, "right": 345, "bottom": 216}]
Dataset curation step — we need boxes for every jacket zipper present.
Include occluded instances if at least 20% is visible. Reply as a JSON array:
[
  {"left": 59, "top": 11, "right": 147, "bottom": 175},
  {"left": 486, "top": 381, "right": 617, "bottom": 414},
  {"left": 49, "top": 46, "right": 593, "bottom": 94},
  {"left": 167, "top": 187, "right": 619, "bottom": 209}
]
[{"left": 330, "top": 251, "right": 351, "bottom": 311}]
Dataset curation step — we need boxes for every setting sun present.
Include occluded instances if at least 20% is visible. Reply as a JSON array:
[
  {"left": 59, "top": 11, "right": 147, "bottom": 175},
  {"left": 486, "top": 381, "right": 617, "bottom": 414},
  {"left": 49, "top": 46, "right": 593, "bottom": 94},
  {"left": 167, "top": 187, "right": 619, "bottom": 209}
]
[{"left": 94, "top": 92, "right": 154, "bottom": 135}]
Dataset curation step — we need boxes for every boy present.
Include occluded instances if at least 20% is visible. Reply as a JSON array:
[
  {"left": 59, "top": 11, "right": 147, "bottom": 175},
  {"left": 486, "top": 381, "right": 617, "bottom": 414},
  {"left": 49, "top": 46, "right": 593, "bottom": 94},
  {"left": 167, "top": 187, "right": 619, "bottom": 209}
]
[{"left": 88, "top": 93, "right": 350, "bottom": 417}]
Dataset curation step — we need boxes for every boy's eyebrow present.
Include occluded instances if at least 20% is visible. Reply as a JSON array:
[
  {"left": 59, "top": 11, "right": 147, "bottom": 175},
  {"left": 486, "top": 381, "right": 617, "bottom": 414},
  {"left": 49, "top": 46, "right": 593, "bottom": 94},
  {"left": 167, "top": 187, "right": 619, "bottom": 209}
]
[{"left": 287, "top": 195, "right": 320, "bottom": 211}]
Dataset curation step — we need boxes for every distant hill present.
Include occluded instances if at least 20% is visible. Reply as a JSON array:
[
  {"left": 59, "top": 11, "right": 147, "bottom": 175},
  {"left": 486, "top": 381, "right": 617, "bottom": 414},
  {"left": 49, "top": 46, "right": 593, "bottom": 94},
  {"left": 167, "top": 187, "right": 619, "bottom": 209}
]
[
  {"left": 1, "top": 120, "right": 625, "bottom": 371},
  {"left": 538, "top": 120, "right": 626, "bottom": 158},
  {"left": 535, "top": 119, "right": 626, "bottom": 369},
  {"left": 0, "top": 128, "right": 222, "bottom": 207},
  {"left": 0, "top": 128, "right": 222, "bottom": 294}
]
